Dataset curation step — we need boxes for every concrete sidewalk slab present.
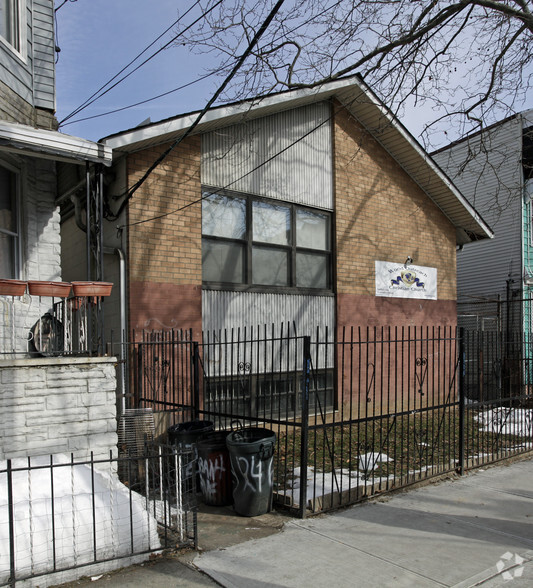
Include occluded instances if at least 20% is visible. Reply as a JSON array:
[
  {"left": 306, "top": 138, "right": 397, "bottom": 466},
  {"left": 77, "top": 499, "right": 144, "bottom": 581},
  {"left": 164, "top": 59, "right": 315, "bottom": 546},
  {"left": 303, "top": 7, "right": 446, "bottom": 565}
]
[{"left": 194, "top": 459, "right": 533, "bottom": 588}]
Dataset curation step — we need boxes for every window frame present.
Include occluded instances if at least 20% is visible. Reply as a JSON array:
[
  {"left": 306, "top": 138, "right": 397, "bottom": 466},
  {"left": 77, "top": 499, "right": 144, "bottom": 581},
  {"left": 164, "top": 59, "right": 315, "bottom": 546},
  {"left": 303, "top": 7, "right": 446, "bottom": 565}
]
[
  {"left": 202, "top": 187, "right": 334, "bottom": 295},
  {"left": 0, "top": 160, "right": 21, "bottom": 279},
  {"left": 0, "top": 0, "right": 26, "bottom": 59}
]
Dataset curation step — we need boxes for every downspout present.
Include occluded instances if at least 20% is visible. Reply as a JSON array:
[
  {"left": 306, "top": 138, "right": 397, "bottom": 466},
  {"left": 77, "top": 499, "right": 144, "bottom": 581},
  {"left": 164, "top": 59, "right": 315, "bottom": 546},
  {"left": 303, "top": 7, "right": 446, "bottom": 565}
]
[{"left": 104, "top": 246, "right": 127, "bottom": 416}]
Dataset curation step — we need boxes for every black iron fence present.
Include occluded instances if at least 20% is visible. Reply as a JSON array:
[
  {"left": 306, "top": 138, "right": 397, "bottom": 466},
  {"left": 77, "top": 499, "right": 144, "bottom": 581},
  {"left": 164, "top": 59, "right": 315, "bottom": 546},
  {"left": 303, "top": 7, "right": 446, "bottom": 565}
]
[
  {"left": 123, "top": 326, "right": 533, "bottom": 518},
  {"left": 1, "top": 447, "right": 197, "bottom": 588}
]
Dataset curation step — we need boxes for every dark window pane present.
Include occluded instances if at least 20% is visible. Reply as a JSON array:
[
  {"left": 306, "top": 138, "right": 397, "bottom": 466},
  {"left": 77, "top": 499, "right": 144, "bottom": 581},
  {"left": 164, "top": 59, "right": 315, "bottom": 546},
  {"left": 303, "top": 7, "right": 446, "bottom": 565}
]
[
  {"left": 253, "top": 200, "right": 290, "bottom": 245},
  {"left": 0, "top": 166, "right": 16, "bottom": 233},
  {"left": 0, "top": 0, "right": 20, "bottom": 50},
  {"left": 296, "top": 252, "right": 328, "bottom": 288},
  {"left": 252, "top": 246, "right": 289, "bottom": 286},
  {"left": 0, "top": 232, "right": 15, "bottom": 278},
  {"left": 202, "top": 239, "right": 245, "bottom": 283},
  {"left": 296, "top": 209, "right": 329, "bottom": 250},
  {"left": 202, "top": 193, "right": 246, "bottom": 239}
]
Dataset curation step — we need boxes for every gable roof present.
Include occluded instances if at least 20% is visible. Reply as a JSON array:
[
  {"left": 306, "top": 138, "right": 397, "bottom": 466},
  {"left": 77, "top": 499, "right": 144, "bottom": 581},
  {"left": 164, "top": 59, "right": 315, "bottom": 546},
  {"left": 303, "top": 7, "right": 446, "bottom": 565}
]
[{"left": 101, "top": 75, "right": 492, "bottom": 244}]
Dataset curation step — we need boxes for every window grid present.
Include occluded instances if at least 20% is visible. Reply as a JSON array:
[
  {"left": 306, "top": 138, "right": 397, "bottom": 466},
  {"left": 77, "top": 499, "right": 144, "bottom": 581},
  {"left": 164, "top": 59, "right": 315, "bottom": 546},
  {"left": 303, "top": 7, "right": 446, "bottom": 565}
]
[{"left": 202, "top": 188, "right": 332, "bottom": 293}]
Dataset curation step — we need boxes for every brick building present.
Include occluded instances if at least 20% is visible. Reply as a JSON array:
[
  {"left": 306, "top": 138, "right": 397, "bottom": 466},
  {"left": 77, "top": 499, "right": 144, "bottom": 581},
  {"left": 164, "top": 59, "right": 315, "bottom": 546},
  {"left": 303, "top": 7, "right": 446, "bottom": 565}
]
[{"left": 89, "top": 76, "right": 491, "bottom": 343}]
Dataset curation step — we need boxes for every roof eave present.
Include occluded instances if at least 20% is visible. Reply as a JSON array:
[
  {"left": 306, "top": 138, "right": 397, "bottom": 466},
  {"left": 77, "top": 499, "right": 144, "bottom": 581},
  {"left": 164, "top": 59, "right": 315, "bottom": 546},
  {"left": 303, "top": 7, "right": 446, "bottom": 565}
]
[
  {"left": 0, "top": 121, "right": 113, "bottom": 166},
  {"left": 101, "top": 75, "right": 492, "bottom": 243}
]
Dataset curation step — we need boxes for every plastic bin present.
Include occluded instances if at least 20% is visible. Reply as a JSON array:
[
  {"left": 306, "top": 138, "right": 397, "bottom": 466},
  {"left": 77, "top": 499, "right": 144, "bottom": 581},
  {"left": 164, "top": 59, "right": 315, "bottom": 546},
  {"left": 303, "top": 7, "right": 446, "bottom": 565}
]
[
  {"left": 226, "top": 427, "right": 276, "bottom": 516},
  {"left": 168, "top": 420, "right": 214, "bottom": 449},
  {"left": 168, "top": 420, "right": 214, "bottom": 491},
  {"left": 197, "top": 431, "right": 233, "bottom": 506}
]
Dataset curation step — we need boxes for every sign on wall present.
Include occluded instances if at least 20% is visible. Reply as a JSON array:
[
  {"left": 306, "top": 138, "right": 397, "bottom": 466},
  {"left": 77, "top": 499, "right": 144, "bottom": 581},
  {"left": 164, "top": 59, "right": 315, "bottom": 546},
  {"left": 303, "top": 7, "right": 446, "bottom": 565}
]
[{"left": 375, "top": 261, "right": 437, "bottom": 300}]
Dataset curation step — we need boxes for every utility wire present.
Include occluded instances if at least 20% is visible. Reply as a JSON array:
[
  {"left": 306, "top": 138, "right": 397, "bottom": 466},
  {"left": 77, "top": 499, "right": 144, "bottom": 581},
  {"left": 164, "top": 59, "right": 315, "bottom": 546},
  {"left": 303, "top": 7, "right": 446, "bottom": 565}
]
[
  {"left": 61, "top": 0, "right": 344, "bottom": 127},
  {"left": 60, "top": 70, "right": 219, "bottom": 127},
  {"left": 117, "top": 0, "right": 287, "bottom": 211},
  {"left": 58, "top": 0, "right": 210, "bottom": 126},
  {"left": 55, "top": 0, "right": 77, "bottom": 12},
  {"left": 116, "top": 110, "right": 331, "bottom": 229}
]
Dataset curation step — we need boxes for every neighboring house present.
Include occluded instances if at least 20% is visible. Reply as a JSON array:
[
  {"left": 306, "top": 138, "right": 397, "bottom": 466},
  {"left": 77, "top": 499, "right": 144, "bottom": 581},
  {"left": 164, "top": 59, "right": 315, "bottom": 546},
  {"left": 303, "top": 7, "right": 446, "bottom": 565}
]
[
  {"left": 89, "top": 75, "right": 491, "bottom": 345},
  {"left": 433, "top": 110, "right": 533, "bottom": 334},
  {"left": 0, "top": 0, "right": 116, "bottom": 462}
]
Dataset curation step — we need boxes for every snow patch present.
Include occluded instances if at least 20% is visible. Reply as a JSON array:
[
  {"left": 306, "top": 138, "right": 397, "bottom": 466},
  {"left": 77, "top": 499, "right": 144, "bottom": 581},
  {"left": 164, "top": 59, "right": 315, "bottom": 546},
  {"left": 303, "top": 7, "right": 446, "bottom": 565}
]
[
  {"left": 0, "top": 454, "right": 160, "bottom": 586},
  {"left": 474, "top": 408, "right": 533, "bottom": 436}
]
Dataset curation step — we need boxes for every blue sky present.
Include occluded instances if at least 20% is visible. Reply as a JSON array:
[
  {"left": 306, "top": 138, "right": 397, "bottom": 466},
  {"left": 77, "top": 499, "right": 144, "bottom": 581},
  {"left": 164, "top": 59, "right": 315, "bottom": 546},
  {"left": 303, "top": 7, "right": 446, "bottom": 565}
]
[
  {"left": 54, "top": 1, "right": 532, "bottom": 146},
  {"left": 55, "top": 0, "right": 219, "bottom": 141}
]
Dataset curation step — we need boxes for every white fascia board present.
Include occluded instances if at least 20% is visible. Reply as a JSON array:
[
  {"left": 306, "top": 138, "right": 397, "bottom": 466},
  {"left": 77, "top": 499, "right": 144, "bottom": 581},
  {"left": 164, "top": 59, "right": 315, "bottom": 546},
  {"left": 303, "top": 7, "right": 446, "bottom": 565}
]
[
  {"left": 101, "top": 78, "right": 360, "bottom": 151},
  {"left": 0, "top": 121, "right": 112, "bottom": 166},
  {"left": 343, "top": 77, "right": 493, "bottom": 241},
  {"left": 102, "top": 74, "right": 492, "bottom": 241}
]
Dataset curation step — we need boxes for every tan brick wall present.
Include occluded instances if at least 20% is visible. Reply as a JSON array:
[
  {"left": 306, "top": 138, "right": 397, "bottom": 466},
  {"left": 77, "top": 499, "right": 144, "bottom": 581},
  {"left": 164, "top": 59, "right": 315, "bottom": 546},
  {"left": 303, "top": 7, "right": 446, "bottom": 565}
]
[
  {"left": 127, "top": 137, "right": 202, "bottom": 286},
  {"left": 333, "top": 102, "right": 456, "bottom": 301}
]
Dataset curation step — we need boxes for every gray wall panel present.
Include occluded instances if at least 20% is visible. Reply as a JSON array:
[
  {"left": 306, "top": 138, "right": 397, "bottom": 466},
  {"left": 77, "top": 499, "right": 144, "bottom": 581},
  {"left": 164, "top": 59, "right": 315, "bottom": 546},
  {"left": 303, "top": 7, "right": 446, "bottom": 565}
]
[
  {"left": 32, "top": 0, "right": 55, "bottom": 110},
  {"left": 202, "top": 290, "right": 334, "bottom": 374},
  {"left": 202, "top": 102, "right": 333, "bottom": 210},
  {"left": 202, "top": 290, "right": 334, "bottom": 335},
  {"left": 434, "top": 116, "right": 523, "bottom": 300}
]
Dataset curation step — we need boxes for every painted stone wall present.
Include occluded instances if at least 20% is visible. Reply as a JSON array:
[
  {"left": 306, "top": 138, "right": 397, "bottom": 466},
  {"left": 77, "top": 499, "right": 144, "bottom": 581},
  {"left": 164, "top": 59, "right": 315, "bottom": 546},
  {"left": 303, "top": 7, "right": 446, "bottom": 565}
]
[
  {"left": 0, "top": 357, "right": 118, "bottom": 462},
  {"left": 0, "top": 156, "right": 64, "bottom": 354}
]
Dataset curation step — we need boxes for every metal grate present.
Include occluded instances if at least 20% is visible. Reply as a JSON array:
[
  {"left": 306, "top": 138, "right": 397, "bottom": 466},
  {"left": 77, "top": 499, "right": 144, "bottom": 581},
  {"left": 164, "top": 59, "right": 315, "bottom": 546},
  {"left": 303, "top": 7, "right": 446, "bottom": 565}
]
[{"left": 118, "top": 408, "right": 155, "bottom": 459}]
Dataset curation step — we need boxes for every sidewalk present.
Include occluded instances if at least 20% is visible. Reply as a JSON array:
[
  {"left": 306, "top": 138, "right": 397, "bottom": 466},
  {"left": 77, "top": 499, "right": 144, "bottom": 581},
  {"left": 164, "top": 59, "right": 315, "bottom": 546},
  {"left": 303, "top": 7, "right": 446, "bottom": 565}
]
[{"left": 73, "top": 457, "right": 533, "bottom": 587}]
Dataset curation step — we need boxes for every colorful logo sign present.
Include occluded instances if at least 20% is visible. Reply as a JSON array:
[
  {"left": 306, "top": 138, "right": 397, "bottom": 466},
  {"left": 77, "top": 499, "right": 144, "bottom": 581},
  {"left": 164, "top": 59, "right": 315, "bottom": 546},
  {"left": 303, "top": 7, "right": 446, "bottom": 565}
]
[{"left": 375, "top": 261, "right": 437, "bottom": 300}]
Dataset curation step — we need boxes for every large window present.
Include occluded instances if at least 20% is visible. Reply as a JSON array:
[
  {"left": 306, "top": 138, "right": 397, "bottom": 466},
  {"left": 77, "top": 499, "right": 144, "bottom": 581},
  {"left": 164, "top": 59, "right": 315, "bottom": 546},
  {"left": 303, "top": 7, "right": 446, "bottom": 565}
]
[
  {"left": 202, "top": 189, "right": 332, "bottom": 291},
  {"left": 0, "top": 164, "right": 20, "bottom": 278},
  {"left": 0, "top": 0, "right": 21, "bottom": 52}
]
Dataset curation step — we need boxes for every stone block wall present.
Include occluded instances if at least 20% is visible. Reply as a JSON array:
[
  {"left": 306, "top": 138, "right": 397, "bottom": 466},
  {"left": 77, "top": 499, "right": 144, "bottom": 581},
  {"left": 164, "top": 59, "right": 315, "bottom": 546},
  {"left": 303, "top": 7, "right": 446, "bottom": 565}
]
[
  {"left": 0, "top": 357, "right": 118, "bottom": 462},
  {"left": 0, "top": 80, "right": 57, "bottom": 130},
  {"left": 0, "top": 156, "right": 63, "bottom": 354}
]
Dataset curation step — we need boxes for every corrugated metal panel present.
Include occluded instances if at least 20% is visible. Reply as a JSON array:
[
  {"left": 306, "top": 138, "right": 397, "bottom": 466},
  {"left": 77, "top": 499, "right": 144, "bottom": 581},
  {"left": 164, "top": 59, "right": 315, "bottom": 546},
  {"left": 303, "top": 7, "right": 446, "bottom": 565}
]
[
  {"left": 32, "top": 0, "right": 55, "bottom": 110},
  {"left": 202, "top": 290, "right": 334, "bottom": 374},
  {"left": 202, "top": 290, "right": 334, "bottom": 335},
  {"left": 433, "top": 117, "right": 523, "bottom": 299},
  {"left": 105, "top": 76, "right": 490, "bottom": 242},
  {"left": 202, "top": 103, "right": 333, "bottom": 209}
]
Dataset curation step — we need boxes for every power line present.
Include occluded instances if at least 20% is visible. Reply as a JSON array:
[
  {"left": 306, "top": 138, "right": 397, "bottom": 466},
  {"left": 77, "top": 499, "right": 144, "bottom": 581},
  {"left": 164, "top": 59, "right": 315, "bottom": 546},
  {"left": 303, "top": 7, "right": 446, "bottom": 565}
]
[
  {"left": 55, "top": 0, "right": 77, "bottom": 13},
  {"left": 61, "top": 0, "right": 344, "bottom": 129},
  {"left": 115, "top": 0, "right": 287, "bottom": 214},
  {"left": 60, "top": 70, "right": 219, "bottom": 127},
  {"left": 110, "top": 75, "right": 373, "bottom": 229},
  {"left": 116, "top": 111, "right": 331, "bottom": 229},
  {"left": 58, "top": 0, "right": 213, "bottom": 126}
]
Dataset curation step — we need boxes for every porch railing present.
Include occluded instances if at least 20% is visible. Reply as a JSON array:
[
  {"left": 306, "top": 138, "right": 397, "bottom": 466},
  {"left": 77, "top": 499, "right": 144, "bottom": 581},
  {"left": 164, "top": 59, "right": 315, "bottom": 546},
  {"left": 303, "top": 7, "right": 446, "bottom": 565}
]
[{"left": 0, "top": 280, "right": 112, "bottom": 356}]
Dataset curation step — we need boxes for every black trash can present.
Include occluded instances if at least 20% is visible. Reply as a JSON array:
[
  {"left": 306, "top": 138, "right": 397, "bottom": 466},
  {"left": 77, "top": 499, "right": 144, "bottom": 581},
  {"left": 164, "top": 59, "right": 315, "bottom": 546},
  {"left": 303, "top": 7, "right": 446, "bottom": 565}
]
[
  {"left": 168, "top": 420, "right": 214, "bottom": 491},
  {"left": 226, "top": 427, "right": 276, "bottom": 517},
  {"left": 168, "top": 420, "right": 214, "bottom": 449},
  {"left": 197, "top": 431, "right": 233, "bottom": 506}
]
